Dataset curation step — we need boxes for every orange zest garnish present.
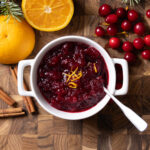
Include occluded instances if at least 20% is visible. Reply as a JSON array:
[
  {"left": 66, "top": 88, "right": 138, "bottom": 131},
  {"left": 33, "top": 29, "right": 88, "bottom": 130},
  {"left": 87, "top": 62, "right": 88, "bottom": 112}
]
[
  {"left": 68, "top": 82, "right": 78, "bottom": 88},
  {"left": 71, "top": 71, "right": 82, "bottom": 81},
  {"left": 63, "top": 67, "right": 82, "bottom": 89},
  {"left": 66, "top": 67, "right": 79, "bottom": 83},
  {"left": 93, "top": 63, "right": 97, "bottom": 73}
]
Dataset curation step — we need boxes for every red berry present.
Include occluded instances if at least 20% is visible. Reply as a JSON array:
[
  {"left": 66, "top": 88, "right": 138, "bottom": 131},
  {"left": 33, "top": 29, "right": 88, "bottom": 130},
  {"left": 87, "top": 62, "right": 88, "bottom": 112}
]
[
  {"left": 109, "top": 37, "right": 121, "bottom": 49},
  {"left": 134, "top": 22, "right": 145, "bottom": 35},
  {"left": 116, "top": 7, "right": 126, "bottom": 18},
  {"left": 127, "top": 10, "right": 138, "bottom": 22},
  {"left": 142, "top": 50, "right": 150, "bottom": 59},
  {"left": 105, "top": 14, "right": 118, "bottom": 24},
  {"left": 144, "top": 35, "right": 150, "bottom": 46},
  {"left": 133, "top": 38, "right": 144, "bottom": 50},
  {"left": 95, "top": 26, "right": 105, "bottom": 37},
  {"left": 121, "top": 20, "right": 132, "bottom": 31},
  {"left": 124, "top": 52, "right": 136, "bottom": 63},
  {"left": 146, "top": 9, "right": 150, "bottom": 18},
  {"left": 107, "top": 24, "right": 118, "bottom": 36},
  {"left": 122, "top": 41, "right": 133, "bottom": 52},
  {"left": 99, "top": 4, "right": 111, "bottom": 16}
]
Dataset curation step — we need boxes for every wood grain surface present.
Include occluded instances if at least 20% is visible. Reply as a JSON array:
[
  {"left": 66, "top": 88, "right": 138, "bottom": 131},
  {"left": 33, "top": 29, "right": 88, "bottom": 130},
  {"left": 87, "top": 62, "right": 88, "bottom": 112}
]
[{"left": 0, "top": 0, "right": 150, "bottom": 149}]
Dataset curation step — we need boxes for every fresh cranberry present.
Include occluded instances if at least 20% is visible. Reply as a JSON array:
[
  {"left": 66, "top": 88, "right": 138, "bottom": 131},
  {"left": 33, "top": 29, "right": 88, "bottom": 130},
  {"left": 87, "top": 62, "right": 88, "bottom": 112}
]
[
  {"left": 109, "top": 37, "right": 121, "bottom": 49},
  {"left": 141, "top": 50, "right": 150, "bottom": 59},
  {"left": 127, "top": 10, "right": 138, "bottom": 22},
  {"left": 134, "top": 22, "right": 145, "bottom": 35},
  {"left": 116, "top": 7, "right": 126, "bottom": 18},
  {"left": 95, "top": 26, "right": 105, "bottom": 37},
  {"left": 122, "top": 41, "right": 133, "bottom": 52},
  {"left": 133, "top": 38, "right": 144, "bottom": 50},
  {"left": 144, "top": 35, "right": 150, "bottom": 46},
  {"left": 124, "top": 52, "right": 136, "bottom": 63},
  {"left": 105, "top": 14, "right": 118, "bottom": 24},
  {"left": 99, "top": 4, "right": 111, "bottom": 16},
  {"left": 121, "top": 20, "right": 132, "bottom": 31},
  {"left": 146, "top": 9, "right": 150, "bottom": 18},
  {"left": 107, "top": 24, "right": 118, "bottom": 36}
]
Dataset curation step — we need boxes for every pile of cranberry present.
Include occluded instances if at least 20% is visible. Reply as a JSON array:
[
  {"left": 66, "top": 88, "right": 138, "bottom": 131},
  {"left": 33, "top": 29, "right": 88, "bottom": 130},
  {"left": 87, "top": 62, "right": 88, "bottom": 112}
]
[{"left": 95, "top": 4, "right": 150, "bottom": 63}]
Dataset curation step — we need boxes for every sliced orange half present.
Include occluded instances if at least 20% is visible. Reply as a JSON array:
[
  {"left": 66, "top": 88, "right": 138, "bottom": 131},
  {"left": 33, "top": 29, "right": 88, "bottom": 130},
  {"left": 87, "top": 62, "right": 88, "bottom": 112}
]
[{"left": 22, "top": 0, "right": 74, "bottom": 31}]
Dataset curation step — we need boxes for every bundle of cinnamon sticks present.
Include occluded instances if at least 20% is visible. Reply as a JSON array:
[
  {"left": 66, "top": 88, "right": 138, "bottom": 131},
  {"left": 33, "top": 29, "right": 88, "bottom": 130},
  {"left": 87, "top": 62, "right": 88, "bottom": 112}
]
[{"left": 0, "top": 65, "right": 36, "bottom": 118}]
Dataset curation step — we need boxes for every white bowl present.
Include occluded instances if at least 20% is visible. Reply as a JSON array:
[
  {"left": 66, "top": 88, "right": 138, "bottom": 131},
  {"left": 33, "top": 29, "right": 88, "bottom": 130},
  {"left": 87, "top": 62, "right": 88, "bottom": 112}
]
[{"left": 18, "top": 36, "right": 128, "bottom": 120}]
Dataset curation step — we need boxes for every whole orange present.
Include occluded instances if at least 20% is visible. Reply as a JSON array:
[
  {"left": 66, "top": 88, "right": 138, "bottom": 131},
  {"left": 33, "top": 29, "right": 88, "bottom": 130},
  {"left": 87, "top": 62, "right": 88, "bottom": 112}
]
[{"left": 0, "top": 15, "right": 35, "bottom": 64}]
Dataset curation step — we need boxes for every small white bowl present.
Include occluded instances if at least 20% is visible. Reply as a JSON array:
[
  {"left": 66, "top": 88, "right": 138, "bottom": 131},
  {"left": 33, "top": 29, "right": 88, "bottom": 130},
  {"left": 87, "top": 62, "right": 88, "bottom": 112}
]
[{"left": 18, "top": 36, "right": 128, "bottom": 120}]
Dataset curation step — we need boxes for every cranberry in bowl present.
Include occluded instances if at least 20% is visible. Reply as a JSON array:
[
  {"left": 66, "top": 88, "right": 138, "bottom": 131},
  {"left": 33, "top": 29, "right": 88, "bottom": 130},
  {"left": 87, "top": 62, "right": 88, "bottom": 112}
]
[{"left": 18, "top": 36, "right": 128, "bottom": 120}]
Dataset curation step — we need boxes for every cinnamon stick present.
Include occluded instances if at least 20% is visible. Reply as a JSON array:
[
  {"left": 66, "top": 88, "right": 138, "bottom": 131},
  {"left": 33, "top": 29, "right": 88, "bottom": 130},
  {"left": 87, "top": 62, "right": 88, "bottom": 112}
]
[
  {"left": 0, "top": 112, "right": 25, "bottom": 117},
  {"left": 25, "top": 97, "right": 35, "bottom": 113},
  {"left": 0, "top": 107, "right": 23, "bottom": 114},
  {"left": 14, "top": 66, "right": 35, "bottom": 113},
  {"left": 0, "top": 88, "right": 16, "bottom": 106},
  {"left": 10, "top": 66, "right": 32, "bottom": 112},
  {"left": 23, "top": 97, "right": 32, "bottom": 113},
  {"left": 13, "top": 67, "right": 28, "bottom": 91},
  {"left": 10, "top": 66, "right": 17, "bottom": 83},
  {"left": 0, "top": 107, "right": 25, "bottom": 118},
  {"left": 10, "top": 66, "right": 35, "bottom": 113},
  {"left": 10, "top": 66, "right": 31, "bottom": 112}
]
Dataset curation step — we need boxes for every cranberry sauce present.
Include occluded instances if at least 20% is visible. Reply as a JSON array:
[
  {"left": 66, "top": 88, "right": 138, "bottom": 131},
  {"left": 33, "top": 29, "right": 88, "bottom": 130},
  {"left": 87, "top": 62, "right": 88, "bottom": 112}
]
[{"left": 37, "top": 42, "right": 108, "bottom": 112}]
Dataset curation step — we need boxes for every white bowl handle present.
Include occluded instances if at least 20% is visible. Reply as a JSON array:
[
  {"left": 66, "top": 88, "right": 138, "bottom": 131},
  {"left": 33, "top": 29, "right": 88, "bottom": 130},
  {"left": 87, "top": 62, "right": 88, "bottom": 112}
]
[
  {"left": 112, "top": 58, "right": 129, "bottom": 96},
  {"left": 18, "top": 59, "right": 35, "bottom": 97}
]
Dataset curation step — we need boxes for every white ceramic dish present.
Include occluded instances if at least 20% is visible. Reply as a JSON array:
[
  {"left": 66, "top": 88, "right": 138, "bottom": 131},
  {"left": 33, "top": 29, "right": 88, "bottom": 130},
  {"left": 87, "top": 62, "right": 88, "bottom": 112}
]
[{"left": 18, "top": 36, "right": 129, "bottom": 120}]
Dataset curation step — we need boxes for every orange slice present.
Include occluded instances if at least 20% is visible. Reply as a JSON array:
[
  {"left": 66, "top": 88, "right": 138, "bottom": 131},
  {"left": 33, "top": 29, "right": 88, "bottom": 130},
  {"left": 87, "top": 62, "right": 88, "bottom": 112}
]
[{"left": 22, "top": 0, "right": 74, "bottom": 31}]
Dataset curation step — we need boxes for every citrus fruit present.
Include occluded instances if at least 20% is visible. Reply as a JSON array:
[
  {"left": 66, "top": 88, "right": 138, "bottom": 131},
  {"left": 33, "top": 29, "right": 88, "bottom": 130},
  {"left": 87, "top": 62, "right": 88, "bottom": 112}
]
[
  {"left": 0, "top": 15, "right": 35, "bottom": 64},
  {"left": 22, "top": 0, "right": 74, "bottom": 31}
]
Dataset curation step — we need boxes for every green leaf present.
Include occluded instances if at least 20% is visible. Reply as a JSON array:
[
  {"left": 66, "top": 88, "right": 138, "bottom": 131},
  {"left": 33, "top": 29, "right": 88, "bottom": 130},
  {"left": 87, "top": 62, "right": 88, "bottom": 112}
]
[{"left": 0, "top": 0, "right": 23, "bottom": 21}]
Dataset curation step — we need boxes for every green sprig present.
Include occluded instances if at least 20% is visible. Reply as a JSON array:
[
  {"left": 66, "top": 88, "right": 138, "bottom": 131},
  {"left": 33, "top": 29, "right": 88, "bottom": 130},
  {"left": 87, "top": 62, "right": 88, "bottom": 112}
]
[
  {"left": 122, "top": 0, "right": 141, "bottom": 6},
  {"left": 0, "top": 0, "right": 23, "bottom": 22}
]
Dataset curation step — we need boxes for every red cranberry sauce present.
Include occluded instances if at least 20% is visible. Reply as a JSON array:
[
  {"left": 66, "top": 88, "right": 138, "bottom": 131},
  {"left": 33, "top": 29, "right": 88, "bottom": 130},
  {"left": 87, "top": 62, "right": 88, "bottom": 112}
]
[{"left": 37, "top": 42, "right": 108, "bottom": 112}]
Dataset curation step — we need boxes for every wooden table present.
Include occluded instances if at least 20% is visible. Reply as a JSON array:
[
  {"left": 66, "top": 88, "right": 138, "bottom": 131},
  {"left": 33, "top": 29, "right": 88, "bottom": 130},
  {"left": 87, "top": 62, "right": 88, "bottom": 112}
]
[{"left": 0, "top": 0, "right": 150, "bottom": 149}]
